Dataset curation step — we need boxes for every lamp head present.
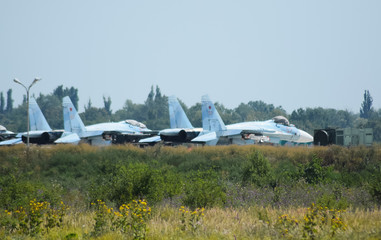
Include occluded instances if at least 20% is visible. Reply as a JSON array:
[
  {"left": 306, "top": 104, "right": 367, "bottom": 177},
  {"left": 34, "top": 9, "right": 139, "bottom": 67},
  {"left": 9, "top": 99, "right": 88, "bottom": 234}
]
[
  {"left": 30, "top": 78, "right": 41, "bottom": 88},
  {"left": 13, "top": 78, "right": 21, "bottom": 84}
]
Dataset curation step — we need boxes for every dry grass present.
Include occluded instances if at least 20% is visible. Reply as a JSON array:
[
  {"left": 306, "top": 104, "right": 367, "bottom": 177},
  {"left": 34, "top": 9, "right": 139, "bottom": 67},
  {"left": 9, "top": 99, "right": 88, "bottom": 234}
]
[{"left": 7, "top": 205, "right": 374, "bottom": 239}]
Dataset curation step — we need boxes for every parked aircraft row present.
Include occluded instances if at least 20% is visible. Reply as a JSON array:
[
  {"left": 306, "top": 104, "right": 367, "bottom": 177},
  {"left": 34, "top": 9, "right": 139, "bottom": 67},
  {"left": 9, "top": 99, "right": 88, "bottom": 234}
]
[
  {"left": 141, "top": 95, "right": 313, "bottom": 146},
  {"left": 0, "top": 96, "right": 313, "bottom": 146}
]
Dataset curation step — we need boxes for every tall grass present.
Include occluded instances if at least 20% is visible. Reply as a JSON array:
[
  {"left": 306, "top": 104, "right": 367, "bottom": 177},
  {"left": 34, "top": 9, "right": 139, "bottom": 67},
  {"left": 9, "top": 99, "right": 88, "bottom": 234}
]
[
  {"left": 2, "top": 205, "right": 379, "bottom": 239},
  {"left": 1, "top": 144, "right": 381, "bottom": 238}
]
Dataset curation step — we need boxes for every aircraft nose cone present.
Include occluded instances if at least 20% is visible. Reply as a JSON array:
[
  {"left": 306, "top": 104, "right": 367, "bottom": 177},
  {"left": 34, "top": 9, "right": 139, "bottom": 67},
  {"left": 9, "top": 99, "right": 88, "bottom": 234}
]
[{"left": 299, "top": 130, "right": 313, "bottom": 143}]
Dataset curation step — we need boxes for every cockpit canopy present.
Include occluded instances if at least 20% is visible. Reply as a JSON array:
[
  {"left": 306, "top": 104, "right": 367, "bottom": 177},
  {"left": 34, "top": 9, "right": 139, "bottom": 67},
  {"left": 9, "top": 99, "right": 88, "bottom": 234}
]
[
  {"left": 272, "top": 116, "right": 290, "bottom": 126},
  {"left": 124, "top": 120, "right": 147, "bottom": 129}
]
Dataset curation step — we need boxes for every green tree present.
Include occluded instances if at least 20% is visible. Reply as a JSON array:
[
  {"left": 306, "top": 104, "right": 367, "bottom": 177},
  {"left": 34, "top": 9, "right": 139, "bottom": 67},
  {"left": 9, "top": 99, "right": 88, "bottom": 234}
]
[
  {"left": 289, "top": 107, "right": 355, "bottom": 135},
  {"left": 81, "top": 98, "right": 110, "bottom": 125},
  {"left": 53, "top": 85, "right": 64, "bottom": 99},
  {"left": 103, "top": 96, "right": 112, "bottom": 115},
  {"left": 364, "top": 109, "right": 381, "bottom": 142},
  {"left": 53, "top": 85, "right": 79, "bottom": 110},
  {"left": 187, "top": 103, "right": 202, "bottom": 127},
  {"left": 360, "top": 90, "right": 374, "bottom": 119},
  {"left": 214, "top": 102, "right": 241, "bottom": 125},
  {"left": 146, "top": 86, "right": 154, "bottom": 106},
  {"left": 0, "top": 92, "right": 4, "bottom": 113},
  {"left": 115, "top": 99, "right": 146, "bottom": 122},
  {"left": 6, "top": 89, "right": 13, "bottom": 112},
  {"left": 235, "top": 103, "right": 256, "bottom": 122},
  {"left": 143, "top": 85, "right": 169, "bottom": 129}
]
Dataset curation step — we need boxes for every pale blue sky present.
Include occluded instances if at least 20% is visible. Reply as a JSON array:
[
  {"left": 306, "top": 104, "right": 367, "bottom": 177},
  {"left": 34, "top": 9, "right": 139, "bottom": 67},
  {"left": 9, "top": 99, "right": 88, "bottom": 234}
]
[{"left": 1, "top": 0, "right": 380, "bottom": 114}]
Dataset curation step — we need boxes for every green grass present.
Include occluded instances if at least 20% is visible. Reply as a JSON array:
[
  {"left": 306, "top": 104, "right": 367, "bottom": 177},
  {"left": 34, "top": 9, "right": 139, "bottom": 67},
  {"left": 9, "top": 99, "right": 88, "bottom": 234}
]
[{"left": 0, "top": 144, "right": 381, "bottom": 239}]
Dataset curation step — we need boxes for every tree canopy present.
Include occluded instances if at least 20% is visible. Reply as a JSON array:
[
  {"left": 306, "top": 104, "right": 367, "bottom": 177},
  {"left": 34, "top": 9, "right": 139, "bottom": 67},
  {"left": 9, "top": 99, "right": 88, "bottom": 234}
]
[{"left": 360, "top": 90, "right": 374, "bottom": 119}]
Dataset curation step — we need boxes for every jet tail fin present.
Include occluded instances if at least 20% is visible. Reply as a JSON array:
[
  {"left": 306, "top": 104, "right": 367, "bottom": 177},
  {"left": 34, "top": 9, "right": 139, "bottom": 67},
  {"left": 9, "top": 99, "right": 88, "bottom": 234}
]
[
  {"left": 62, "top": 96, "right": 86, "bottom": 135},
  {"left": 29, "top": 97, "right": 52, "bottom": 131},
  {"left": 201, "top": 95, "right": 226, "bottom": 133},
  {"left": 168, "top": 96, "right": 193, "bottom": 129}
]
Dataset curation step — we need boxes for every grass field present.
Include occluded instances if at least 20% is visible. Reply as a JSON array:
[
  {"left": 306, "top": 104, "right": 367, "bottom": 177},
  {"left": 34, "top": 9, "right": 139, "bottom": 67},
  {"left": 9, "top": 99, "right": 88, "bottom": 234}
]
[
  {"left": 0, "top": 144, "right": 380, "bottom": 239},
  {"left": 1, "top": 205, "right": 381, "bottom": 239}
]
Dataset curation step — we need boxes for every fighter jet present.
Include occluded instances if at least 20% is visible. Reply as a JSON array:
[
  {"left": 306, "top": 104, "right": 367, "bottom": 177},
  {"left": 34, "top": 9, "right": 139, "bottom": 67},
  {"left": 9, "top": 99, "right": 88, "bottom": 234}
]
[
  {"left": 139, "top": 95, "right": 202, "bottom": 145},
  {"left": 62, "top": 96, "right": 153, "bottom": 145},
  {"left": 191, "top": 95, "right": 313, "bottom": 145},
  {"left": 0, "top": 97, "right": 78, "bottom": 146},
  {"left": 0, "top": 125, "right": 17, "bottom": 142}
]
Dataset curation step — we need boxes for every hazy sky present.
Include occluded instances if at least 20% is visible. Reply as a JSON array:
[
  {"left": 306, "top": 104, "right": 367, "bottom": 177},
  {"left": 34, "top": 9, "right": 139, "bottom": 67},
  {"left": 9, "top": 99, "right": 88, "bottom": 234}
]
[{"left": 1, "top": 0, "right": 380, "bottom": 114}]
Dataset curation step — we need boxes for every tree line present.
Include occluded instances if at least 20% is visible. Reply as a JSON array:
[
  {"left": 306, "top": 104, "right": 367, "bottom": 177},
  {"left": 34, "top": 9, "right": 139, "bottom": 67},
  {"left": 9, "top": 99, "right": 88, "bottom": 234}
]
[{"left": 0, "top": 86, "right": 380, "bottom": 142}]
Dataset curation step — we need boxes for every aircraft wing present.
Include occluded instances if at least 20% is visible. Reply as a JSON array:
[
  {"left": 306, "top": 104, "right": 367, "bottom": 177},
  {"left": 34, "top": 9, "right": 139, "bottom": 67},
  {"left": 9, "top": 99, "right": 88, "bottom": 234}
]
[
  {"left": 0, "top": 138, "right": 23, "bottom": 146},
  {"left": 222, "top": 129, "right": 244, "bottom": 136},
  {"left": 54, "top": 132, "right": 81, "bottom": 144},
  {"left": 225, "top": 124, "right": 283, "bottom": 136},
  {"left": 139, "top": 135, "right": 161, "bottom": 143},
  {"left": 191, "top": 131, "right": 219, "bottom": 145},
  {"left": 141, "top": 130, "right": 159, "bottom": 135},
  {"left": 80, "top": 131, "right": 105, "bottom": 139}
]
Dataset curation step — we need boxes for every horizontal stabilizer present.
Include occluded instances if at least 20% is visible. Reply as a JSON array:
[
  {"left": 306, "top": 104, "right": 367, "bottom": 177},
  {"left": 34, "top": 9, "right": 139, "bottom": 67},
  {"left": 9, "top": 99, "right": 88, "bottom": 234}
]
[
  {"left": 0, "top": 138, "right": 23, "bottom": 146},
  {"left": 139, "top": 135, "right": 161, "bottom": 143},
  {"left": 191, "top": 131, "right": 219, "bottom": 145},
  {"left": 54, "top": 132, "right": 81, "bottom": 144}
]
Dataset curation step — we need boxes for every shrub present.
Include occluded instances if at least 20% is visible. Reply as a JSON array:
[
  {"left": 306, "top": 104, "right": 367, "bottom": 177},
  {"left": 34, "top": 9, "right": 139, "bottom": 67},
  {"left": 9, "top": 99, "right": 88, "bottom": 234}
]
[
  {"left": 0, "top": 168, "right": 63, "bottom": 211},
  {"left": 182, "top": 170, "right": 226, "bottom": 208},
  {"left": 368, "top": 166, "right": 381, "bottom": 204},
  {"left": 242, "top": 151, "right": 274, "bottom": 187},
  {"left": 316, "top": 193, "right": 349, "bottom": 210},
  {"left": 299, "top": 155, "right": 332, "bottom": 184},
  {"left": 90, "top": 162, "right": 182, "bottom": 206}
]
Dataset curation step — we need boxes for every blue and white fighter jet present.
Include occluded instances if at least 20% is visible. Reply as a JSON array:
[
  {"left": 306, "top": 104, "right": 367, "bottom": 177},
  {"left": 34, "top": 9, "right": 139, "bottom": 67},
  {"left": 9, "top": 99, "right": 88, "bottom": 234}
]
[
  {"left": 139, "top": 95, "right": 202, "bottom": 145},
  {"left": 0, "top": 97, "right": 74, "bottom": 146},
  {"left": 61, "top": 96, "right": 153, "bottom": 145},
  {"left": 0, "top": 125, "right": 16, "bottom": 142},
  {"left": 191, "top": 95, "right": 313, "bottom": 146}
]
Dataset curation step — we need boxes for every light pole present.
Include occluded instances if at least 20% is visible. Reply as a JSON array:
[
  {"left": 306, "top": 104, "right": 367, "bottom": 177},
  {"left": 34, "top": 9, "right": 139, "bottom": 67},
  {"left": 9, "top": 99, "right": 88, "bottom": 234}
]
[{"left": 13, "top": 78, "right": 41, "bottom": 149}]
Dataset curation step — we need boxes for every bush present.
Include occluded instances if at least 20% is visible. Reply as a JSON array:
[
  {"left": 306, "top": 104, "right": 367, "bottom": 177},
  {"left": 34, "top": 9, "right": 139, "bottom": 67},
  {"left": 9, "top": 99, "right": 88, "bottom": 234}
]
[
  {"left": 89, "top": 162, "right": 182, "bottom": 206},
  {"left": 182, "top": 170, "right": 226, "bottom": 208},
  {"left": 368, "top": 166, "right": 381, "bottom": 204},
  {"left": 316, "top": 193, "right": 349, "bottom": 210},
  {"left": 0, "top": 168, "right": 63, "bottom": 210},
  {"left": 242, "top": 151, "right": 274, "bottom": 187},
  {"left": 299, "top": 155, "right": 332, "bottom": 184}
]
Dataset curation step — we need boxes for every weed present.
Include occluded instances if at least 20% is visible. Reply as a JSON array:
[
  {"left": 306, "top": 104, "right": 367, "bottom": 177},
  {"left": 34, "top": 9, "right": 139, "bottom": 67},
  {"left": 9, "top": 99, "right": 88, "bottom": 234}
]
[
  {"left": 0, "top": 199, "right": 69, "bottom": 237},
  {"left": 179, "top": 206, "right": 205, "bottom": 232},
  {"left": 91, "top": 199, "right": 151, "bottom": 239},
  {"left": 275, "top": 213, "right": 299, "bottom": 239}
]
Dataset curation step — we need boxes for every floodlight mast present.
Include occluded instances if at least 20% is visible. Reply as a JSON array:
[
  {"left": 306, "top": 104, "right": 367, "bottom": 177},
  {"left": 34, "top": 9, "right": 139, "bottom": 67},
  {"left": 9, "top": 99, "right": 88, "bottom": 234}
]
[{"left": 13, "top": 78, "right": 41, "bottom": 151}]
